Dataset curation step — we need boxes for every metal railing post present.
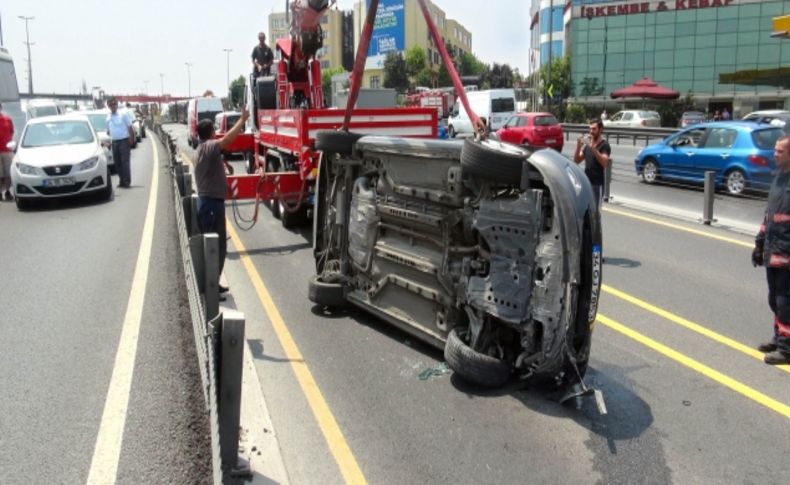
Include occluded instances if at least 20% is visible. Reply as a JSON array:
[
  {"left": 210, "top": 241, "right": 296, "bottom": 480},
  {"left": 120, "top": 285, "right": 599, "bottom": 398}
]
[
  {"left": 218, "top": 311, "right": 246, "bottom": 478},
  {"left": 203, "top": 233, "right": 220, "bottom": 320},
  {"left": 183, "top": 172, "right": 193, "bottom": 197},
  {"left": 604, "top": 160, "right": 613, "bottom": 203},
  {"left": 182, "top": 195, "right": 199, "bottom": 237},
  {"left": 703, "top": 170, "right": 715, "bottom": 225}
]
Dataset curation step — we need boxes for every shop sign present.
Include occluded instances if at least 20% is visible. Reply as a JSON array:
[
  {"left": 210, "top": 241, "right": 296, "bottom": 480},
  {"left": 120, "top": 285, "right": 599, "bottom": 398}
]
[{"left": 578, "top": 0, "right": 735, "bottom": 19}]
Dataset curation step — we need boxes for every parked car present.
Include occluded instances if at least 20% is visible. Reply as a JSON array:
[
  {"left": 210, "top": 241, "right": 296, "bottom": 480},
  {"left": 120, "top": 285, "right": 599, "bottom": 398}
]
[
  {"left": 122, "top": 107, "right": 142, "bottom": 145},
  {"left": 25, "top": 98, "right": 66, "bottom": 119},
  {"left": 8, "top": 114, "right": 113, "bottom": 210},
  {"left": 496, "top": 112, "right": 563, "bottom": 151},
  {"left": 742, "top": 110, "right": 790, "bottom": 124},
  {"left": 679, "top": 111, "right": 706, "bottom": 128},
  {"left": 634, "top": 121, "right": 783, "bottom": 195},
  {"left": 75, "top": 109, "right": 114, "bottom": 172},
  {"left": 604, "top": 110, "right": 661, "bottom": 128}
]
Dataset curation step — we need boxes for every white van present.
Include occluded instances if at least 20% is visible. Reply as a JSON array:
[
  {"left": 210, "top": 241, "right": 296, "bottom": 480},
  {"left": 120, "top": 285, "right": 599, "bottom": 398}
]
[{"left": 447, "top": 89, "right": 516, "bottom": 138}]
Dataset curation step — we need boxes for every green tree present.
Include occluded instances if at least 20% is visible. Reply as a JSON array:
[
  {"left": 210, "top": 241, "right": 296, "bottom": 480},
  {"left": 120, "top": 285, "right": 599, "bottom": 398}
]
[
  {"left": 229, "top": 75, "right": 247, "bottom": 109},
  {"left": 416, "top": 67, "right": 436, "bottom": 88},
  {"left": 538, "top": 56, "right": 572, "bottom": 120},
  {"left": 321, "top": 66, "right": 346, "bottom": 107},
  {"left": 405, "top": 46, "right": 427, "bottom": 79},
  {"left": 383, "top": 52, "right": 410, "bottom": 93},
  {"left": 458, "top": 51, "right": 486, "bottom": 77}
]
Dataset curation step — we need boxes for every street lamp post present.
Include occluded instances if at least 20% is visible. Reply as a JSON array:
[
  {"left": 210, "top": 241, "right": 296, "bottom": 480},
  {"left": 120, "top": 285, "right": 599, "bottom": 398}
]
[
  {"left": 143, "top": 80, "right": 149, "bottom": 95},
  {"left": 160, "top": 73, "right": 164, "bottom": 97},
  {"left": 185, "top": 62, "right": 193, "bottom": 98},
  {"left": 223, "top": 48, "right": 233, "bottom": 106},
  {"left": 18, "top": 15, "right": 34, "bottom": 94}
]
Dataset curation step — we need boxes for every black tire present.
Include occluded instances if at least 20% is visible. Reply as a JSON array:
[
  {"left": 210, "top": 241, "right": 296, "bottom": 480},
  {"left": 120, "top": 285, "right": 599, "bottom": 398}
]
[
  {"left": 100, "top": 167, "right": 113, "bottom": 201},
  {"left": 141, "top": 127, "right": 146, "bottom": 139},
  {"left": 280, "top": 201, "right": 308, "bottom": 228},
  {"left": 315, "top": 131, "right": 363, "bottom": 156},
  {"left": 448, "top": 125, "right": 456, "bottom": 138},
  {"left": 256, "top": 76, "right": 277, "bottom": 110},
  {"left": 136, "top": 135, "right": 142, "bottom": 143},
  {"left": 641, "top": 158, "right": 658, "bottom": 184},
  {"left": 460, "top": 138, "right": 531, "bottom": 185},
  {"left": 245, "top": 152, "right": 256, "bottom": 174},
  {"left": 15, "top": 197, "right": 31, "bottom": 211},
  {"left": 308, "top": 274, "right": 346, "bottom": 307},
  {"left": 725, "top": 168, "right": 746, "bottom": 196},
  {"left": 444, "top": 328, "right": 511, "bottom": 388}
]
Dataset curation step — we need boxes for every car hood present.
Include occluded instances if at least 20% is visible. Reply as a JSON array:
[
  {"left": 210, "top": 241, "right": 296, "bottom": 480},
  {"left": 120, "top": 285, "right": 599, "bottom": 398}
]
[{"left": 17, "top": 143, "right": 101, "bottom": 167}]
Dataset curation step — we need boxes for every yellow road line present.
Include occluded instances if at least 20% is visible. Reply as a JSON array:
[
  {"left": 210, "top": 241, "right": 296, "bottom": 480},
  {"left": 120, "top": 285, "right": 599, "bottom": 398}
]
[
  {"left": 227, "top": 223, "right": 367, "bottom": 485},
  {"left": 602, "top": 206, "right": 754, "bottom": 248},
  {"left": 602, "top": 284, "right": 790, "bottom": 374},
  {"left": 598, "top": 314, "right": 790, "bottom": 420}
]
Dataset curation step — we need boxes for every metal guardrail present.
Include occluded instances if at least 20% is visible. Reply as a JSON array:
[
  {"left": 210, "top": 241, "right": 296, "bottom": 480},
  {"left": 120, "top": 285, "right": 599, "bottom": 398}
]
[
  {"left": 152, "top": 123, "right": 248, "bottom": 484},
  {"left": 562, "top": 123, "right": 678, "bottom": 145}
]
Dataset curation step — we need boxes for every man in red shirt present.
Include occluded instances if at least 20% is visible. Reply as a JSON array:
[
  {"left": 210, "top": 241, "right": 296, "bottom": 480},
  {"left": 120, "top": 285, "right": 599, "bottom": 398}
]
[{"left": 0, "top": 102, "right": 14, "bottom": 201}]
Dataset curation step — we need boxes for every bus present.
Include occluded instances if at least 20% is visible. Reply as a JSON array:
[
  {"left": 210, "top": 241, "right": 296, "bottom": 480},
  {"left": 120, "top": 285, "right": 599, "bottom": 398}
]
[{"left": 0, "top": 47, "right": 26, "bottom": 143}]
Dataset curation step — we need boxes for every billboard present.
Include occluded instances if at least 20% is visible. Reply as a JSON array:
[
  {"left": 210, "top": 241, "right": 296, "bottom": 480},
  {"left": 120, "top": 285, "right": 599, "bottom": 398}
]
[{"left": 366, "top": 0, "right": 405, "bottom": 69}]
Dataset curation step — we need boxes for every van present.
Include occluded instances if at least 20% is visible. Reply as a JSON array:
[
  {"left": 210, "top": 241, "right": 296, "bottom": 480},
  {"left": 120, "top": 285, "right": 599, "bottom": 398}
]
[
  {"left": 447, "top": 89, "right": 515, "bottom": 138},
  {"left": 187, "top": 97, "right": 224, "bottom": 148},
  {"left": 25, "top": 98, "right": 65, "bottom": 119}
]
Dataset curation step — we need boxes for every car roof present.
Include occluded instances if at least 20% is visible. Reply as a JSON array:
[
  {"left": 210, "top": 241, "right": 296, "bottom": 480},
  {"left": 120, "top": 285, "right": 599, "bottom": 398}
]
[
  {"left": 686, "top": 121, "right": 779, "bottom": 131},
  {"left": 746, "top": 110, "right": 789, "bottom": 116}
]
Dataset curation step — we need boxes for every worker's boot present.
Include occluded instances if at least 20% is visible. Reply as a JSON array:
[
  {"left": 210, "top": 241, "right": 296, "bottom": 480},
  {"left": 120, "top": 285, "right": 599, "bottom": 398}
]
[
  {"left": 763, "top": 350, "right": 790, "bottom": 365},
  {"left": 757, "top": 341, "right": 778, "bottom": 353}
]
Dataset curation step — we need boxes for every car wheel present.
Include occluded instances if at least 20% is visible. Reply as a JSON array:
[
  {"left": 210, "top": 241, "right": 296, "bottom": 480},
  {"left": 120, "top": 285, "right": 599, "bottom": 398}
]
[
  {"left": 136, "top": 135, "right": 141, "bottom": 143},
  {"left": 101, "top": 167, "right": 113, "bottom": 201},
  {"left": 315, "top": 131, "right": 363, "bottom": 156},
  {"left": 15, "top": 197, "right": 31, "bottom": 211},
  {"left": 444, "top": 327, "right": 511, "bottom": 388},
  {"left": 141, "top": 127, "right": 146, "bottom": 139},
  {"left": 245, "top": 152, "right": 256, "bottom": 174},
  {"left": 308, "top": 274, "right": 346, "bottom": 308},
  {"left": 280, "top": 200, "right": 308, "bottom": 228},
  {"left": 725, "top": 168, "right": 746, "bottom": 196},
  {"left": 460, "top": 138, "right": 531, "bottom": 185},
  {"left": 641, "top": 158, "right": 659, "bottom": 184},
  {"left": 448, "top": 125, "right": 456, "bottom": 138}
]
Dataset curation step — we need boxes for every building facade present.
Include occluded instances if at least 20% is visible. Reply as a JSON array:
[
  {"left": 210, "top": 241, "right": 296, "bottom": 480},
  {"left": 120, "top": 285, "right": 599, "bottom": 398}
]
[
  {"left": 353, "top": 0, "right": 473, "bottom": 88},
  {"left": 569, "top": 0, "right": 790, "bottom": 115},
  {"left": 530, "top": 0, "right": 573, "bottom": 68},
  {"left": 268, "top": 8, "right": 352, "bottom": 72}
]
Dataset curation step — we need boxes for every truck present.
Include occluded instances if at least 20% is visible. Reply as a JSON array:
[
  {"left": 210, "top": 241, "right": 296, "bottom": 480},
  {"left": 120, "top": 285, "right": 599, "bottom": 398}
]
[{"left": 447, "top": 89, "right": 517, "bottom": 138}]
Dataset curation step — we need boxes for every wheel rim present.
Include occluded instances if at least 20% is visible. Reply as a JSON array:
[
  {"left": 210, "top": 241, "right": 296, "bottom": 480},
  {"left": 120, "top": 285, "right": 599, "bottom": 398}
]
[
  {"left": 727, "top": 171, "right": 745, "bottom": 194},
  {"left": 643, "top": 161, "right": 657, "bottom": 183}
]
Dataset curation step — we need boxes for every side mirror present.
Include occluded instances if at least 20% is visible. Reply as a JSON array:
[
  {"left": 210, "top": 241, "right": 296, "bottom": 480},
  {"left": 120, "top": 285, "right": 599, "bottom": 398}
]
[{"left": 6, "top": 141, "right": 16, "bottom": 153}]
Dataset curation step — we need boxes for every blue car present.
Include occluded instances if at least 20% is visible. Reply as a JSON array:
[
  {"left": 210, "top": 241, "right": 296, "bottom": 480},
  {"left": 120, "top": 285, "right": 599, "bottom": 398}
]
[{"left": 634, "top": 121, "right": 784, "bottom": 195}]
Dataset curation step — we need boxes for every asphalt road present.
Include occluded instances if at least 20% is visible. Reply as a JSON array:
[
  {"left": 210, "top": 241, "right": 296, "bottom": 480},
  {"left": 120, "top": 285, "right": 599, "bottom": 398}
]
[
  {"left": 168, "top": 123, "right": 789, "bottom": 485},
  {"left": 0, "top": 133, "right": 211, "bottom": 483}
]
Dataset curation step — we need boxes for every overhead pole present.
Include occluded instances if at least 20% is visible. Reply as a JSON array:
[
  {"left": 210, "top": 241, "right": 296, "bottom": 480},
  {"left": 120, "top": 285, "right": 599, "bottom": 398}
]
[
  {"left": 185, "top": 62, "right": 193, "bottom": 98},
  {"left": 223, "top": 48, "right": 233, "bottom": 105},
  {"left": 18, "top": 15, "right": 35, "bottom": 94}
]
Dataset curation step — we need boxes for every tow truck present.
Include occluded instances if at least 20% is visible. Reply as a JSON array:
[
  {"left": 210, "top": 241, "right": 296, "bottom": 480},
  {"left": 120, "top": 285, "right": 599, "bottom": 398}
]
[{"left": 229, "top": 0, "right": 603, "bottom": 392}]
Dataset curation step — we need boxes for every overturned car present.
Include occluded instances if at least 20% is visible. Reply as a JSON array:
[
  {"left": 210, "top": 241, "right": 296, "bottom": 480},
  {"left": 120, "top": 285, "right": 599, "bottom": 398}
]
[{"left": 309, "top": 133, "right": 602, "bottom": 388}]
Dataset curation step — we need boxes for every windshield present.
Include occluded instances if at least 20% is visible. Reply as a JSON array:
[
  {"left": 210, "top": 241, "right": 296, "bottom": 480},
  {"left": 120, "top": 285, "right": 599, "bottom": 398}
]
[
  {"left": 491, "top": 98, "right": 515, "bottom": 113},
  {"left": 31, "top": 105, "right": 59, "bottom": 117},
  {"left": 752, "top": 127, "right": 784, "bottom": 150},
  {"left": 22, "top": 121, "right": 95, "bottom": 148},
  {"left": 640, "top": 111, "right": 660, "bottom": 119},
  {"left": 534, "top": 115, "right": 559, "bottom": 126},
  {"left": 87, "top": 114, "right": 108, "bottom": 131}
]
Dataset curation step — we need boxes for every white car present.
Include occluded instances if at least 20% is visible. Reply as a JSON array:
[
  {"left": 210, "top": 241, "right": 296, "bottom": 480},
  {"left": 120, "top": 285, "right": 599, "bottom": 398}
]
[
  {"left": 8, "top": 114, "right": 112, "bottom": 210},
  {"left": 603, "top": 110, "right": 661, "bottom": 128},
  {"left": 74, "top": 109, "right": 114, "bottom": 172}
]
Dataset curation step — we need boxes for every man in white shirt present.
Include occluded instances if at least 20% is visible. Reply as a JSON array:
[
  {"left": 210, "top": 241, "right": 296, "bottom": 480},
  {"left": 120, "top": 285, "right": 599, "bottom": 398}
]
[{"left": 106, "top": 97, "right": 135, "bottom": 188}]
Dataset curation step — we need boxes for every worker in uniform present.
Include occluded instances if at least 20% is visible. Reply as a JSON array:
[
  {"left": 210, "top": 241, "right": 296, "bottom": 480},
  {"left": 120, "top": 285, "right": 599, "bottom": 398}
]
[
  {"left": 753, "top": 135, "right": 790, "bottom": 365},
  {"left": 252, "top": 32, "right": 274, "bottom": 77}
]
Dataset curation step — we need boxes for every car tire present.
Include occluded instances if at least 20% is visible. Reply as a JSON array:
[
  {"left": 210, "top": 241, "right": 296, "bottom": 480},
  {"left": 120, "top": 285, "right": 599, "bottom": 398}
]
[
  {"left": 256, "top": 76, "right": 277, "bottom": 110},
  {"left": 136, "top": 135, "right": 141, "bottom": 143},
  {"left": 308, "top": 274, "right": 346, "bottom": 308},
  {"left": 245, "top": 152, "right": 257, "bottom": 174},
  {"left": 448, "top": 125, "right": 456, "bottom": 138},
  {"left": 141, "top": 129, "right": 146, "bottom": 139},
  {"left": 460, "top": 138, "right": 531, "bottom": 185},
  {"left": 725, "top": 168, "right": 746, "bottom": 196},
  {"left": 315, "top": 131, "right": 363, "bottom": 156},
  {"left": 15, "top": 197, "right": 31, "bottom": 211},
  {"left": 101, "top": 167, "right": 113, "bottom": 201},
  {"left": 280, "top": 201, "right": 308, "bottom": 228},
  {"left": 641, "top": 158, "right": 659, "bottom": 184},
  {"left": 444, "top": 327, "right": 511, "bottom": 388}
]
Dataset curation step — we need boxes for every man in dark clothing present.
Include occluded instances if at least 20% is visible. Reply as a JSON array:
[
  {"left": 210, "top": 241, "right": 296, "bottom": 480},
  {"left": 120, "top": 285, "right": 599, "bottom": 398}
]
[
  {"left": 251, "top": 32, "right": 274, "bottom": 77},
  {"left": 752, "top": 135, "right": 790, "bottom": 365},
  {"left": 573, "top": 118, "right": 611, "bottom": 207},
  {"left": 195, "top": 107, "right": 249, "bottom": 299}
]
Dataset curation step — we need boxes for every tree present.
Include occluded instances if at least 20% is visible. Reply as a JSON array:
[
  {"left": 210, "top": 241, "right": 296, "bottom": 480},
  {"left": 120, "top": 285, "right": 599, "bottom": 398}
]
[
  {"left": 322, "top": 67, "right": 346, "bottom": 107},
  {"left": 538, "top": 56, "right": 572, "bottom": 120},
  {"left": 383, "top": 52, "right": 409, "bottom": 93},
  {"left": 405, "top": 46, "right": 427, "bottom": 79},
  {"left": 229, "top": 75, "right": 247, "bottom": 109},
  {"left": 416, "top": 67, "right": 436, "bottom": 88},
  {"left": 458, "top": 51, "right": 486, "bottom": 77},
  {"left": 579, "top": 77, "right": 604, "bottom": 97}
]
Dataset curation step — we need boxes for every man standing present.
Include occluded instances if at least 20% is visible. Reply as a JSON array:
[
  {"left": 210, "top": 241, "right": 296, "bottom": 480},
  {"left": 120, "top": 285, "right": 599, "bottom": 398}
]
[
  {"left": 251, "top": 32, "right": 274, "bottom": 77},
  {"left": 194, "top": 107, "right": 250, "bottom": 299},
  {"left": 573, "top": 118, "right": 611, "bottom": 207},
  {"left": 722, "top": 107, "right": 731, "bottom": 120},
  {"left": 106, "top": 98, "right": 135, "bottom": 188},
  {"left": 0, "top": 103, "right": 13, "bottom": 200},
  {"left": 752, "top": 135, "right": 790, "bottom": 365}
]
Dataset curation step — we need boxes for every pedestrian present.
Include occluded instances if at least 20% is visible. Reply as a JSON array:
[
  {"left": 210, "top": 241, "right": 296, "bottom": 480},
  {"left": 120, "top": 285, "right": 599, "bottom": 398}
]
[
  {"left": 722, "top": 107, "right": 731, "bottom": 120},
  {"left": 713, "top": 110, "right": 721, "bottom": 121},
  {"left": 251, "top": 32, "right": 274, "bottom": 78},
  {"left": 194, "top": 107, "right": 250, "bottom": 300},
  {"left": 573, "top": 118, "right": 611, "bottom": 208},
  {"left": 601, "top": 109, "right": 608, "bottom": 121},
  {"left": 0, "top": 102, "right": 14, "bottom": 201},
  {"left": 752, "top": 135, "right": 790, "bottom": 365},
  {"left": 106, "top": 97, "right": 134, "bottom": 188}
]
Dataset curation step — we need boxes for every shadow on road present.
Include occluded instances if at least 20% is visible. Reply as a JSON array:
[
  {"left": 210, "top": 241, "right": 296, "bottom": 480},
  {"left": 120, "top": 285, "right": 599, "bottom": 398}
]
[
  {"left": 603, "top": 257, "right": 641, "bottom": 268},
  {"left": 248, "top": 338, "right": 304, "bottom": 364}
]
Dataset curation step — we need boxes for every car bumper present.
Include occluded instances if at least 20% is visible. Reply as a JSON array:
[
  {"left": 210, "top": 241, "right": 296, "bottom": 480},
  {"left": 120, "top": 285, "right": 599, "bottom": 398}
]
[{"left": 12, "top": 161, "right": 109, "bottom": 198}]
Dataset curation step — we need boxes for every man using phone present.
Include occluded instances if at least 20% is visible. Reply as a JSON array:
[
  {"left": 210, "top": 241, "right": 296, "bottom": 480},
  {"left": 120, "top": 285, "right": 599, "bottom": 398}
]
[{"left": 573, "top": 118, "right": 611, "bottom": 207}]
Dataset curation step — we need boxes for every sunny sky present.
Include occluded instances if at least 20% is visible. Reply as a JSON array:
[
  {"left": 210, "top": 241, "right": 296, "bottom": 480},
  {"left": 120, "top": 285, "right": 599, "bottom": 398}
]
[{"left": 2, "top": 0, "right": 529, "bottom": 97}]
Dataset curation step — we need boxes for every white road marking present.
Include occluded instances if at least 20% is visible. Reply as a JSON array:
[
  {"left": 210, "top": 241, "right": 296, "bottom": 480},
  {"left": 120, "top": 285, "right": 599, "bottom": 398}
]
[{"left": 86, "top": 140, "right": 159, "bottom": 484}]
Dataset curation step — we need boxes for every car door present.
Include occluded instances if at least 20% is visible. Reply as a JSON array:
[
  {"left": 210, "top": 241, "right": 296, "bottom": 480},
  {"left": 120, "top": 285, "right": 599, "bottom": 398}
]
[
  {"left": 498, "top": 116, "right": 519, "bottom": 144},
  {"left": 663, "top": 127, "right": 707, "bottom": 180},
  {"left": 695, "top": 127, "right": 738, "bottom": 181},
  {"left": 620, "top": 112, "right": 634, "bottom": 127}
]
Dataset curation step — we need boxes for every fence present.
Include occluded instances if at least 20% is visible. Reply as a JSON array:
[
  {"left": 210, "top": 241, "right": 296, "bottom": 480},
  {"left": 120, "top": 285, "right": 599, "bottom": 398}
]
[
  {"left": 562, "top": 123, "right": 678, "bottom": 145},
  {"left": 151, "top": 122, "right": 248, "bottom": 484}
]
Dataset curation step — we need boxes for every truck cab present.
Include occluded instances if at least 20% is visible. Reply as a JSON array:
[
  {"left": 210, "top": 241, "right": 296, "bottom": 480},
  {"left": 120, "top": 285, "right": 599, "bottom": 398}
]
[{"left": 188, "top": 97, "right": 224, "bottom": 148}]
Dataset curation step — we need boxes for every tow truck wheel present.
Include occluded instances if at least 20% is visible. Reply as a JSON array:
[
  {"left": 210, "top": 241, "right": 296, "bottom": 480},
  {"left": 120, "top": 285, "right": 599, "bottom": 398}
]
[
  {"left": 245, "top": 152, "right": 256, "bottom": 174},
  {"left": 315, "top": 131, "right": 363, "bottom": 156},
  {"left": 444, "top": 328, "right": 511, "bottom": 388},
  {"left": 308, "top": 274, "right": 346, "bottom": 308},
  {"left": 460, "top": 138, "right": 531, "bottom": 186},
  {"left": 280, "top": 201, "right": 308, "bottom": 228}
]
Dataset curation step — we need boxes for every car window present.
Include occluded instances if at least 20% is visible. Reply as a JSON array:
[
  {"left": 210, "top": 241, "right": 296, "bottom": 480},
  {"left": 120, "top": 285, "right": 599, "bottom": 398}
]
[
  {"left": 703, "top": 128, "right": 738, "bottom": 149},
  {"left": 22, "top": 121, "right": 95, "bottom": 147},
  {"left": 641, "top": 111, "right": 660, "bottom": 119},
  {"left": 673, "top": 127, "right": 706, "bottom": 147},
  {"left": 534, "top": 115, "right": 558, "bottom": 126},
  {"left": 623, "top": 113, "right": 633, "bottom": 121},
  {"left": 87, "top": 114, "right": 108, "bottom": 131},
  {"left": 491, "top": 98, "right": 515, "bottom": 113},
  {"left": 752, "top": 127, "right": 784, "bottom": 149},
  {"left": 31, "top": 105, "right": 59, "bottom": 117},
  {"left": 503, "top": 116, "right": 517, "bottom": 128}
]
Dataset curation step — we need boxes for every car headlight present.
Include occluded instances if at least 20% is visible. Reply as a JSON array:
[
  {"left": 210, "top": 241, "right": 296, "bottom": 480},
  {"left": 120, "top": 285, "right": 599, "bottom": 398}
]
[
  {"left": 77, "top": 156, "right": 100, "bottom": 171},
  {"left": 16, "top": 162, "right": 39, "bottom": 175}
]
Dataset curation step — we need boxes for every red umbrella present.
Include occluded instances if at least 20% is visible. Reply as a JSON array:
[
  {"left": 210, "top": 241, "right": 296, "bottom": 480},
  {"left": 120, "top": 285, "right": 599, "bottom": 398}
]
[{"left": 610, "top": 77, "right": 680, "bottom": 100}]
